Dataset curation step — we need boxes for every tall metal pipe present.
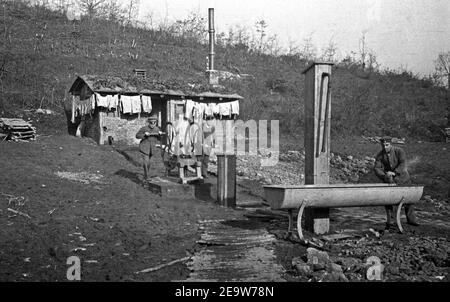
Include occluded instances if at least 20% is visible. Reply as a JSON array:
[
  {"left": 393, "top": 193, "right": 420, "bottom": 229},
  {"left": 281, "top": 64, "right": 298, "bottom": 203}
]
[{"left": 208, "top": 8, "right": 215, "bottom": 71}]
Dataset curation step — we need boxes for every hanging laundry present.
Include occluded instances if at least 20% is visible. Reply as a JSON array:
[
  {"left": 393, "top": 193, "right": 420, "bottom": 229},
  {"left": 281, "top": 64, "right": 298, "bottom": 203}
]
[
  {"left": 130, "top": 95, "right": 141, "bottom": 114},
  {"left": 71, "top": 95, "right": 80, "bottom": 123},
  {"left": 230, "top": 100, "right": 240, "bottom": 115},
  {"left": 218, "top": 102, "right": 231, "bottom": 117},
  {"left": 107, "top": 95, "right": 119, "bottom": 110},
  {"left": 120, "top": 95, "right": 133, "bottom": 114},
  {"left": 175, "top": 118, "right": 191, "bottom": 155},
  {"left": 199, "top": 103, "right": 207, "bottom": 117},
  {"left": 211, "top": 102, "right": 219, "bottom": 115},
  {"left": 141, "top": 95, "right": 152, "bottom": 113},
  {"left": 90, "top": 94, "right": 96, "bottom": 110},
  {"left": 185, "top": 99, "right": 195, "bottom": 119},
  {"left": 204, "top": 103, "right": 214, "bottom": 118},
  {"left": 95, "top": 93, "right": 108, "bottom": 108},
  {"left": 192, "top": 102, "right": 204, "bottom": 122}
]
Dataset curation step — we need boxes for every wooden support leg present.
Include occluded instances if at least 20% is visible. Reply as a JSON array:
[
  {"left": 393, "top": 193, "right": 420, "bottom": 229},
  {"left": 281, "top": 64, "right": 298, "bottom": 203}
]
[
  {"left": 179, "top": 166, "right": 185, "bottom": 183},
  {"left": 196, "top": 161, "right": 203, "bottom": 179},
  {"left": 287, "top": 209, "right": 293, "bottom": 234},
  {"left": 396, "top": 197, "right": 406, "bottom": 233},
  {"left": 297, "top": 201, "right": 308, "bottom": 241}
]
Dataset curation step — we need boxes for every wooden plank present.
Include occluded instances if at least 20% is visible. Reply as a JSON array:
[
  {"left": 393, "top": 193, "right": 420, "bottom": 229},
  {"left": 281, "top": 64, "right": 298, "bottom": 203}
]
[{"left": 11, "top": 131, "right": 36, "bottom": 135}]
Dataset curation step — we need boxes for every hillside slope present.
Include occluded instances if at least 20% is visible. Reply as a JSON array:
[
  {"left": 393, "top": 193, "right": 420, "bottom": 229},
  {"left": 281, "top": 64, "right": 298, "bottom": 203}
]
[{"left": 0, "top": 1, "right": 448, "bottom": 140}]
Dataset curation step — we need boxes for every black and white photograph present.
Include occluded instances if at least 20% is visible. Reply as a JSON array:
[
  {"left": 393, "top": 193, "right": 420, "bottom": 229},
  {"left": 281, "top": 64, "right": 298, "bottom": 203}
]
[{"left": 0, "top": 0, "right": 449, "bottom": 289}]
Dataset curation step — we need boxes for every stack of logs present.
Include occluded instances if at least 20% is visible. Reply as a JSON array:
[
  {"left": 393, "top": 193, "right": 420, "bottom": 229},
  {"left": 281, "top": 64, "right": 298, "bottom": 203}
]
[{"left": 0, "top": 118, "right": 36, "bottom": 141}]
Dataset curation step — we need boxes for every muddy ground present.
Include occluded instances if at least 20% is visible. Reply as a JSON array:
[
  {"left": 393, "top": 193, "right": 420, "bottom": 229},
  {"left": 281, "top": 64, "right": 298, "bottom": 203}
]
[{"left": 0, "top": 112, "right": 449, "bottom": 282}]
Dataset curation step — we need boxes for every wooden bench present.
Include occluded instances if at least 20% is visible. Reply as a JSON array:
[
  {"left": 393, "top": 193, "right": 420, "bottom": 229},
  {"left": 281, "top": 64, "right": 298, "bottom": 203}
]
[{"left": 263, "top": 184, "right": 424, "bottom": 240}]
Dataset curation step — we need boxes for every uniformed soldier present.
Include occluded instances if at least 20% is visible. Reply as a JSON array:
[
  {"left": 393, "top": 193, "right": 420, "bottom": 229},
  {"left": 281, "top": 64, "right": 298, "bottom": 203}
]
[
  {"left": 374, "top": 136, "right": 419, "bottom": 227},
  {"left": 136, "top": 116, "right": 162, "bottom": 180}
]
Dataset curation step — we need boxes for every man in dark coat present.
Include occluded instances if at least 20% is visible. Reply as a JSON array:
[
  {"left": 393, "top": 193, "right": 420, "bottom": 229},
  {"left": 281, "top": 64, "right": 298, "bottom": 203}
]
[
  {"left": 374, "top": 136, "right": 419, "bottom": 227},
  {"left": 136, "top": 116, "right": 162, "bottom": 180}
]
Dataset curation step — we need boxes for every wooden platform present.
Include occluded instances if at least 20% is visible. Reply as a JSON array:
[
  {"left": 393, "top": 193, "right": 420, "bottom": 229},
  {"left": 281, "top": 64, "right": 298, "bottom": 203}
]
[{"left": 143, "top": 176, "right": 197, "bottom": 199}]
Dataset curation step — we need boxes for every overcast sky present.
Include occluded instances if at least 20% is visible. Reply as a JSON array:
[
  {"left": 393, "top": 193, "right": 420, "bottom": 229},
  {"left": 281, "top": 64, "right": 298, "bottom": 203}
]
[{"left": 131, "top": 0, "right": 449, "bottom": 76}]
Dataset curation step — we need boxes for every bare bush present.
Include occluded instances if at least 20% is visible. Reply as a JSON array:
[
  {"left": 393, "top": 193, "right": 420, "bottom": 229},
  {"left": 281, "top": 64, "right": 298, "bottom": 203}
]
[{"left": 435, "top": 51, "right": 450, "bottom": 90}]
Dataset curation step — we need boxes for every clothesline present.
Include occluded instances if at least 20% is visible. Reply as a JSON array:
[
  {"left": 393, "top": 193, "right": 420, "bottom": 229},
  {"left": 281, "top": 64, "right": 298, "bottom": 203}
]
[
  {"left": 72, "top": 93, "right": 240, "bottom": 122},
  {"left": 184, "top": 99, "right": 239, "bottom": 120}
]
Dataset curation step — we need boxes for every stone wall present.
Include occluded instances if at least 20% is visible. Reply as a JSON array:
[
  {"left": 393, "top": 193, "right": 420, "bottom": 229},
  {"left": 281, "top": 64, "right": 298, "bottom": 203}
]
[
  {"left": 82, "top": 110, "right": 100, "bottom": 144},
  {"left": 102, "top": 112, "right": 153, "bottom": 145}
]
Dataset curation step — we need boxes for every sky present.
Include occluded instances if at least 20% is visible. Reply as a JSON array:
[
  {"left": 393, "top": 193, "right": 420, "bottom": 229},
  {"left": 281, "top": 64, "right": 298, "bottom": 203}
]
[{"left": 130, "top": 0, "right": 449, "bottom": 76}]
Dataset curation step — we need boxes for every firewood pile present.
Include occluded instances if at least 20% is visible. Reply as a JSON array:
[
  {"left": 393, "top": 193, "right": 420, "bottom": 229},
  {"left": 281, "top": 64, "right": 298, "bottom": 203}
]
[{"left": 0, "top": 118, "right": 36, "bottom": 141}]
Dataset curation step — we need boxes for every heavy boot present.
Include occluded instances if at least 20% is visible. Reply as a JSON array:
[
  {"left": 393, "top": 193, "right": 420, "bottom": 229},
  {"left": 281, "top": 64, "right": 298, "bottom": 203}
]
[
  {"left": 405, "top": 205, "right": 419, "bottom": 226},
  {"left": 385, "top": 205, "right": 395, "bottom": 229}
]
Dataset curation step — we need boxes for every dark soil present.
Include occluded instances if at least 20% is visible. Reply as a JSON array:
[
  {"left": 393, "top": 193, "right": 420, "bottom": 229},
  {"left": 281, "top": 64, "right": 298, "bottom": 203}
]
[{"left": 1, "top": 112, "right": 449, "bottom": 282}]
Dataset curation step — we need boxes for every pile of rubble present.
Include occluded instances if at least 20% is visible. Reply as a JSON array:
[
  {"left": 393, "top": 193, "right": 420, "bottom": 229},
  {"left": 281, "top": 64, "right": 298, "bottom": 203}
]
[
  {"left": 330, "top": 153, "right": 376, "bottom": 183},
  {"left": 292, "top": 247, "right": 350, "bottom": 282},
  {"left": 362, "top": 136, "right": 406, "bottom": 144},
  {"left": 208, "top": 150, "right": 376, "bottom": 185},
  {"left": 291, "top": 235, "right": 450, "bottom": 282},
  {"left": 209, "top": 152, "right": 304, "bottom": 185}
]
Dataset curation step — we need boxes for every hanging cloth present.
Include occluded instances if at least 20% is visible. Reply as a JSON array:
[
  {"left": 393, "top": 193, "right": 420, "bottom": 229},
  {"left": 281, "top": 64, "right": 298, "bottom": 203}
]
[
  {"left": 185, "top": 99, "right": 195, "bottom": 119},
  {"left": 211, "top": 102, "right": 219, "bottom": 115},
  {"left": 107, "top": 95, "right": 119, "bottom": 110},
  {"left": 95, "top": 93, "right": 108, "bottom": 108},
  {"left": 141, "top": 95, "right": 152, "bottom": 113},
  {"left": 90, "top": 94, "right": 96, "bottom": 110},
  {"left": 120, "top": 95, "right": 133, "bottom": 114},
  {"left": 218, "top": 102, "right": 231, "bottom": 117},
  {"left": 230, "top": 100, "right": 240, "bottom": 115},
  {"left": 204, "top": 103, "right": 214, "bottom": 118},
  {"left": 130, "top": 95, "right": 141, "bottom": 114}
]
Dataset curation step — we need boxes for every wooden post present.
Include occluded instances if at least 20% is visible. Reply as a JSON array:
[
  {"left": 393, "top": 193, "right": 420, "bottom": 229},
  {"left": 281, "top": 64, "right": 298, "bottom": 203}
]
[
  {"left": 302, "top": 62, "right": 334, "bottom": 235},
  {"left": 98, "top": 110, "right": 104, "bottom": 145},
  {"left": 217, "top": 154, "right": 236, "bottom": 208}
]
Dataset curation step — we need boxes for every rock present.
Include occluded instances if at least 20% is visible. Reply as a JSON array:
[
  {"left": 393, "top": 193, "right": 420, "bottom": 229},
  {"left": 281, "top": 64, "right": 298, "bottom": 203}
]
[
  {"left": 422, "top": 195, "right": 433, "bottom": 203},
  {"left": 327, "top": 262, "right": 343, "bottom": 273},
  {"left": 322, "top": 272, "right": 349, "bottom": 282},
  {"left": 333, "top": 257, "right": 360, "bottom": 271},
  {"left": 347, "top": 155, "right": 353, "bottom": 161},
  {"left": 307, "top": 247, "right": 330, "bottom": 266},
  {"left": 292, "top": 256, "right": 306, "bottom": 267},
  {"left": 310, "top": 270, "right": 327, "bottom": 281},
  {"left": 312, "top": 263, "right": 326, "bottom": 271},
  {"left": 292, "top": 257, "right": 312, "bottom": 277},
  {"left": 426, "top": 248, "right": 448, "bottom": 267}
]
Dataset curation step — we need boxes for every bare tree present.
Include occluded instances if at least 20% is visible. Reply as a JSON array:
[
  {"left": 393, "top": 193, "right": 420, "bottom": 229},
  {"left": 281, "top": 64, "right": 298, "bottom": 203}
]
[
  {"left": 435, "top": 51, "right": 450, "bottom": 90},
  {"left": 359, "top": 31, "right": 368, "bottom": 70},
  {"left": 300, "top": 33, "right": 317, "bottom": 61},
  {"left": 105, "top": 0, "right": 124, "bottom": 22},
  {"left": 321, "top": 38, "right": 338, "bottom": 62},
  {"left": 77, "top": 0, "right": 106, "bottom": 18},
  {"left": 286, "top": 38, "right": 300, "bottom": 56},
  {"left": 255, "top": 19, "right": 267, "bottom": 53},
  {"left": 125, "top": 0, "right": 139, "bottom": 26}
]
